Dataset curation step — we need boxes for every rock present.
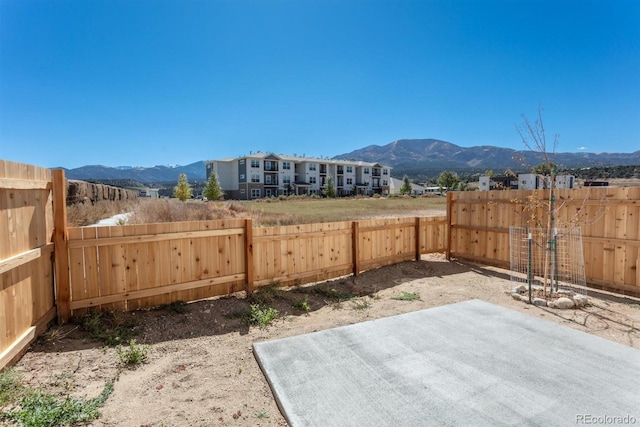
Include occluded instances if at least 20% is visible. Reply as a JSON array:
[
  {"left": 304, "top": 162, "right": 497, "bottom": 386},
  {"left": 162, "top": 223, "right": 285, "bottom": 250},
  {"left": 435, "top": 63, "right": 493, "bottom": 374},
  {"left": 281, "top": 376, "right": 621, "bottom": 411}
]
[
  {"left": 548, "top": 300, "right": 557, "bottom": 308},
  {"left": 573, "top": 294, "right": 588, "bottom": 307},
  {"left": 512, "top": 293, "right": 522, "bottom": 301},
  {"left": 512, "top": 285, "right": 527, "bottom": 294},
  {"left": 533, "top": 298, "right": 547, "bottom": 307},
  {"left": 555, "top": 297, "right": 575, "bottom": 309},
  {"left": 519, "top": 294, "right": 530, "bottom": 303}
]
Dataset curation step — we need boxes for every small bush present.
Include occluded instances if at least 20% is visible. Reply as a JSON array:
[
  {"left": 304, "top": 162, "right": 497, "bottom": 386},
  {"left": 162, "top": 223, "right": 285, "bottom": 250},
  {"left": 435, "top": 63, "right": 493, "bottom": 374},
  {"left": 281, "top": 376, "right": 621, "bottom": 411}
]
[
  {"left": 80, "top": 311, "right": 139, "bottom": 347},
  {"left": 116, "top": 339, "right": 151, "bottom": 367},
  {"left": 293, "top": 296, "right": 311, "bottom": 311},
  {"left": 247, "top": 304, "right": 280, "bottom": 328}
]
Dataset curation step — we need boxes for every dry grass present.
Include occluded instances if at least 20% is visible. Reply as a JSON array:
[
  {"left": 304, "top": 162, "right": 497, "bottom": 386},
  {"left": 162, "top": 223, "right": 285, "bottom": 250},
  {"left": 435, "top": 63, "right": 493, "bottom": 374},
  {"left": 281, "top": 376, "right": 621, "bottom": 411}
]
[
  {"left": 126, "top": 198, "right": 250, "bottom": 224},
  {"left": 67, "top": 200, "right": 135, "bottom": 227},
  {"left": 72, "top": 195, "right": 446, "bottom": 227}
]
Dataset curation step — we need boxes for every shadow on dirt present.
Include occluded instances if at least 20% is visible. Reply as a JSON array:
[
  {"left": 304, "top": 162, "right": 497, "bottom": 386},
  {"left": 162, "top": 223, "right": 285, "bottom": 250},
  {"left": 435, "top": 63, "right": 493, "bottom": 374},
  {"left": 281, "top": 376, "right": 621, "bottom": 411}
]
[
  {"left": 32, "top": 257, "right": 479, "bottom": 354},
  {"left": 30, "top": 256, "right": 639, "bottom": 354}
]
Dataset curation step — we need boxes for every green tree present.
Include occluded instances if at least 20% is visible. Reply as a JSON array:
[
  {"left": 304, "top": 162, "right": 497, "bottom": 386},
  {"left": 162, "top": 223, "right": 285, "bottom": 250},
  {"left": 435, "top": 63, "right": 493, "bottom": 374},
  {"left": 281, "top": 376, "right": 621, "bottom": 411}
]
[
  {"left": 437, "top": 171, "right": 460, "bottom": 191},
  {"left": 532, "top": 162, "right": 557, "bottom": 176},
  {"left": 173, "top": 173, "right": 193, "bottom": 201},
  {"left": 399, "top": 175, "right": 412, "bottom": 195},
  {"left": 322, "top": 175, "right": 336, "bottom": 198},
  {"left": 203, "top": 170, "right": 224, "bottom": 201}
]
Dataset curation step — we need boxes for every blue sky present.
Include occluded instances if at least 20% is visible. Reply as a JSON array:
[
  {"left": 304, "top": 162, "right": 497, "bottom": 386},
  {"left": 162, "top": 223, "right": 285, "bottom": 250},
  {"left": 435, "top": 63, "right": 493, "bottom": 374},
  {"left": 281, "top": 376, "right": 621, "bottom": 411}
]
[{"left": 1, "top": 0, "right": 638, "bottom": 169}]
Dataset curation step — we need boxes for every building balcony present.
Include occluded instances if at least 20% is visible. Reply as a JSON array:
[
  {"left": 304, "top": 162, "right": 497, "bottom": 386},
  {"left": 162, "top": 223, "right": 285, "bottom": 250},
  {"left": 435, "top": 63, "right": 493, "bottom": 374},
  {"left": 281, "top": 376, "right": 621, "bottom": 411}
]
[{"left": 264, "top": 162, "right": 279, "bottom": 171}]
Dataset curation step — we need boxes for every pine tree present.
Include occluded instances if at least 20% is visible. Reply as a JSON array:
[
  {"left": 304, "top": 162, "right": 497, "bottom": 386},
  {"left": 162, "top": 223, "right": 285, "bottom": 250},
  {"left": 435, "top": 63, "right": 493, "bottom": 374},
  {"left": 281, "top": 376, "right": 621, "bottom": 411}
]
[
  {"left": 203, "top": 170, "right": 224, "bottom": 201},
  {"left": 399, "top": 175, "right": 412, "bottom": 195},
  {"left": 173, "top": 173, "right": 193, "bottom": 201},
  {"left": 322, "top": 175, "right": 336, "bottom": 198},
  {"left": 437, "top": 171, "right": 459, "bottom": 191}
]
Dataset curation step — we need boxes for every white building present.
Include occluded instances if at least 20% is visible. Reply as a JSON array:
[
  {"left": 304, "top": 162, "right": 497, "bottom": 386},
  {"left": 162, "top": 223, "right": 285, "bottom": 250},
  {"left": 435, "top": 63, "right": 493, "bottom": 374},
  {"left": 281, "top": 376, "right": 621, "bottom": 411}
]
[
  {"left": 389, "top": 178, "right": 426, "bottom": 195},
  {"left": 205, "top": 153, "right": 392, "bottom": 200},
  {"left": 478, "top": 174, "right": 575, "bottom": 191}
]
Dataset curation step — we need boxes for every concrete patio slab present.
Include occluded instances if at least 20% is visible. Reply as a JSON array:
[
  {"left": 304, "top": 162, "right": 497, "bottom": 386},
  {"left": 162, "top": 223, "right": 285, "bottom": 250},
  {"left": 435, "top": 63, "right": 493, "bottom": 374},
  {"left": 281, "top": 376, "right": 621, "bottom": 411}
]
[{"left": 253, "top": 299, "right": 640, "bottom": 426}]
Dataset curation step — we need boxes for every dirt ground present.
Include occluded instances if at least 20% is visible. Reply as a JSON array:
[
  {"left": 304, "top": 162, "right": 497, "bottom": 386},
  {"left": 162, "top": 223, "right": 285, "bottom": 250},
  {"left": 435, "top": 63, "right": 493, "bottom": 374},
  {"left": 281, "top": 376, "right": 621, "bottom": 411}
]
[{"left": 14, "top": 254, "right": 640, "bottom": 427}]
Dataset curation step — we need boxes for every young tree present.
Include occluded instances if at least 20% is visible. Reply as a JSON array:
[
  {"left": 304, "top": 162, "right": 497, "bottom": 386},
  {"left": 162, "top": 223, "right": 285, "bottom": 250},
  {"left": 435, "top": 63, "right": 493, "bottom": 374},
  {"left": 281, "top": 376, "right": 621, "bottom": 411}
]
[
  {"left": 437, "top": 171, "right": 459, "bottom": 191},
  {"left": 203, "top": 170, "right": 224, "bottom": 201},
  {"left": 399, "top": 175, "right": 412, "bottom": 195},
  {"left": 173, "top": 172, "right": 193, "bottom": 201},
  {"left": 322, "top": 175, "right": 336, "bottom": 198}
]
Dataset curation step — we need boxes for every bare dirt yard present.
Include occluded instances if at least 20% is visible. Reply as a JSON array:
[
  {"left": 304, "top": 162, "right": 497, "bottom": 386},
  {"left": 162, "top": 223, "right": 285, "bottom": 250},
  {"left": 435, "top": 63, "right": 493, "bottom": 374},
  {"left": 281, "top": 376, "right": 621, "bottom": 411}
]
[{"left": 13, "top": 254, "right": 640, "bottom": 426}]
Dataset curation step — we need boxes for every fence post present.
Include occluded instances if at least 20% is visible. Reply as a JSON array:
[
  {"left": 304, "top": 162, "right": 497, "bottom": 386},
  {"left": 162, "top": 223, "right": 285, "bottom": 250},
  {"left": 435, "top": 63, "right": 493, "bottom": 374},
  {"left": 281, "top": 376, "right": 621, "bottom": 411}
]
[
  {"left": 244, "top": 218, "right": 254, "bottom": 295},
  {"left": 415, "top": 217, "right": 421, "bottom": 261},
  {"left": 352, "top": 221, "right": 359, "bottom": 276},
  {"left": 446, "top": 191, "right": 453, "bottom": 261},
  {"left": 52, "top": 169, "right": 71, "bottom": 323}
]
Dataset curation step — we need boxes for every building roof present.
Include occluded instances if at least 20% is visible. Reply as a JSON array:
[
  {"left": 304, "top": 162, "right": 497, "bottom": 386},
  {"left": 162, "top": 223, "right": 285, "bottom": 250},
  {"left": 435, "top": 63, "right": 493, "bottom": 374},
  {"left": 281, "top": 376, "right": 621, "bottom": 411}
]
[{"left": 205, "top": 152, "right": 392, "bottom": 169}]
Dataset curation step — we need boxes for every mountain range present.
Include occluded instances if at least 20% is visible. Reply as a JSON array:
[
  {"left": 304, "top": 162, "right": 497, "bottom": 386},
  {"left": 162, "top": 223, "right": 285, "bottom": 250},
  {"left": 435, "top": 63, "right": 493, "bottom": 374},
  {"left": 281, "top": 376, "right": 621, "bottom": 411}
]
[{"left": 63, "top": 139, "right": 640, "bottom": 183}]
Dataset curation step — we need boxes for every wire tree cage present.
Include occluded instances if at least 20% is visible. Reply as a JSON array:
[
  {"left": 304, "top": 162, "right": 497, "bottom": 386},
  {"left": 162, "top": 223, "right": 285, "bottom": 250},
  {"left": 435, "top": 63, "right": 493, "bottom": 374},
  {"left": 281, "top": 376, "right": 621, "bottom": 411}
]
[{"left": 509, "top": 226, "right": 587, "bottom": 302}]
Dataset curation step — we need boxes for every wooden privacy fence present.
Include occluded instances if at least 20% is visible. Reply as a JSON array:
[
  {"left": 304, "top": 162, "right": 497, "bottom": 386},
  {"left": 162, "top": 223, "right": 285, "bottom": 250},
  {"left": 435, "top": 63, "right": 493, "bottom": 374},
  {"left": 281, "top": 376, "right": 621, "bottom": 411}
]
[
  {"left": 447, "top": 187, "right": 640, "bottom": 296},
  {"left": 62, "top": 216, "right": 448, "bottom": 317},
  {"left": 0, "top": 161, "right": 58, "bottom": 369},
  {"left": 3, "top": 158, "right": 638, "bottom": 371}
]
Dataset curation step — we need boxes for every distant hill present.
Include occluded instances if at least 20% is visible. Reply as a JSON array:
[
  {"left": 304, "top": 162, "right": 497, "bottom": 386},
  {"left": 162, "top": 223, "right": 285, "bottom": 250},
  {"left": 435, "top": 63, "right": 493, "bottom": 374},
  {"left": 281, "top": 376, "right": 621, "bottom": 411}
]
[
  {"left": 64, "top": 161, "right": 207, "bottom": 183},
  {"left": 333, "top": 139, "right": 640, "bottom": 175},
  {"left": 61, "top": 140, "right": 639, "bottom": 183}
]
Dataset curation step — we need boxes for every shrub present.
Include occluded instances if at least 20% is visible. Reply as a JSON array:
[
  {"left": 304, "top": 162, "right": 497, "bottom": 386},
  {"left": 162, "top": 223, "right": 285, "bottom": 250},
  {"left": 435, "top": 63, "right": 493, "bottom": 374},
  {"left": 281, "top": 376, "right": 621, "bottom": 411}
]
[
  {"left": 116, "top": 339, "right": 151, "bottom": 367},
  {"left": 247, "top": 304, "right": 280, "bottom": 328}
]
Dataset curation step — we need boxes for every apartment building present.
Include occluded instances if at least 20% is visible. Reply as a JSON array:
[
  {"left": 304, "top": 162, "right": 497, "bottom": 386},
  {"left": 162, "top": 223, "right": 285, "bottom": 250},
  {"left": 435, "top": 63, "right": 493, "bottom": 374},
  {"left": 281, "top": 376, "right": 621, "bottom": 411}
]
[
  {"left": 205, "top": 153, "right": 392, "bottom": 200},
  {"left": 478, "top": 173, "right": 575, "bottom": 191}
]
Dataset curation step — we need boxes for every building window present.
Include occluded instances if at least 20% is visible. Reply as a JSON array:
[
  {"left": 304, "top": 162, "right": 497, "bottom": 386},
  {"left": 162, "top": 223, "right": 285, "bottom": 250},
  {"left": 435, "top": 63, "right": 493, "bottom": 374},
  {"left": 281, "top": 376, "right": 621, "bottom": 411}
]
[
  {"left": 309, "top": 176, "right": 316, "bottom": 184},
  {"left": 283, "top": 176, "right": 291, "bottom": 184},
  {"left": 251, "top": 189, "right": 261, "bottom": 198},
  {"left": 282, "top": 162, "right": 291, "bottom": 170},
  {"left": 383, "top": 169, "right": 388, "bottom": 175},
  {"left": 251, "top": 160, "right": 260, "bottom": 168},
  {"left": 251, "top": 174, "right": 260, "bottom": 183},
  {"left": 239, "top": 159, "right": 245, "bottom": 165},
  {"left": 346, "top": 166, "right": 353, "bottom": 173},
  {"left": 346, "top": 178, "right": 353, "bottom": 185},
  {"left": 383, "top": 180, "right": 388, "bottom": 186},
  {"left": 240, "top": 188, "right": 245, "bottom": 193},
  {"left": 309, "top": 163, "right": 317, "bottom": 171},
  {"left": 364, "top": 168, "right": 370, "bottom": 174}
]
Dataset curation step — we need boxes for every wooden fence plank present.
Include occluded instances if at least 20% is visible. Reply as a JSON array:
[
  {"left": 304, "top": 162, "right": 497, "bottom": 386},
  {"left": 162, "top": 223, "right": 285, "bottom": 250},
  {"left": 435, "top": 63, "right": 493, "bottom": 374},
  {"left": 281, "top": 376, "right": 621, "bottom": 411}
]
[
  {"left": 52, "top": 169, "right": 70, "bottom": 323},
  {"left": 449, "top": 187, "right": 640, "bottom": 295}
]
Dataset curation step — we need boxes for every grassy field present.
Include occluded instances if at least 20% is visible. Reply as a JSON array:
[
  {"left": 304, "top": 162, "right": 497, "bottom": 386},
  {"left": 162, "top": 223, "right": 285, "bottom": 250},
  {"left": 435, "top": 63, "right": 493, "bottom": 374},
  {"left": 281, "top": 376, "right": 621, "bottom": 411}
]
[
  {"left": 69, "top": 195, "right": 447, "bottom": 227},
  {"left": 236, "top": 196, "right": 447, "bottom": 225}
]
